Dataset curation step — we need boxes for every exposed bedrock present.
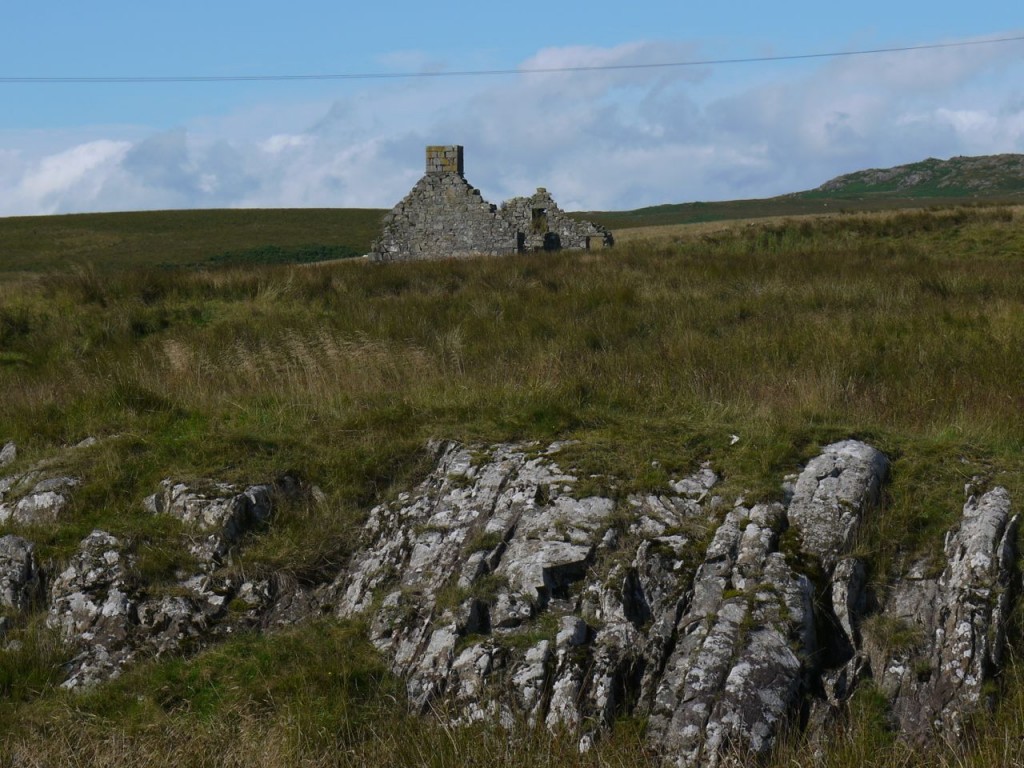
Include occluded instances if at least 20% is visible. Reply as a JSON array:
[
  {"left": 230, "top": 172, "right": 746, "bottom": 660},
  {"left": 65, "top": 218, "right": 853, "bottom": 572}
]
[
  {"left": 2, "top": 436, "right": 1017, "bottom": 765},
  {"left": 333, "top": 438, "right": 1017, "bottom": 765},
  {"left": 39, "top": 475, "right": 320, "bottom": 689},
  {"left": 787, "top": 439, "right": 889, "bottom": 572},
  {"left": 866, "top": 486, "right": 1019, "bottom": 742}
]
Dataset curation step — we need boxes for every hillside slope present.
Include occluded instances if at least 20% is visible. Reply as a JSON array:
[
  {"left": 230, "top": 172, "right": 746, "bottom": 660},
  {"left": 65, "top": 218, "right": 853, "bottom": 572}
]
[
  {"left": 0, "top": 208, "right": 383, "bottom": 275},
  {"left": 582, "top": 154, "right": 1024, "bottom": 231},
  {"left": 800, "top": 153, "right": 1024, "bottom": 199}
]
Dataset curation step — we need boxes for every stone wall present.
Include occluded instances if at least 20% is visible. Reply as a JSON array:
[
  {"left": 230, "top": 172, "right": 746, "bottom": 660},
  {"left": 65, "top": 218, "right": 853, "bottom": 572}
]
[
  {"left": 370, "top": 146, "right": 613, "bottom": 262},
  {"left": 500, "top": 188, "right": 612, "bottom": 252},
  {"left": 371, "top": 171, "right": 518, "bottom": 263}
]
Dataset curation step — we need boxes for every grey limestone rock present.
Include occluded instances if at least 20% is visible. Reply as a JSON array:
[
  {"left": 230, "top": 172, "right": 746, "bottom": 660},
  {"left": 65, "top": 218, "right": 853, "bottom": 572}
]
[
  {"left": 47, "top": 530, "right": 138, "bottom": 688},
  {"left": 0, "top": 475, "right": 79, "bottom": 525},
  {"left": 18, "top": 432, "right": 1020, "bottom": 766},
  {"left": 335, "top": 440, "right": 834, "bottom": 761},
  {"left": 44, "top": 476, "right": 290, "bottom": 689},
  {"left": 146, "top": 479, "right": 274, "bottom": 566},
  {"left": 335, "top": 443, "right": 667, "bottom": 719},
  {"left": 867, "top": 487, "right": 1019, "bottom": 742},
  {"left": 788, "top": 440, "right": 889, "bottom": 571},
  {"left": 0, "top": 441, "right": 15, "bottom": 468},
  {"left": 0, "top": 534, "right": 43, "bottom": 612},
  {"left": 339, "top": 438, "right": 1024, "bottom": 765},
  {"left": 648, "top": 503, "right": 815, "bottom": 767}
]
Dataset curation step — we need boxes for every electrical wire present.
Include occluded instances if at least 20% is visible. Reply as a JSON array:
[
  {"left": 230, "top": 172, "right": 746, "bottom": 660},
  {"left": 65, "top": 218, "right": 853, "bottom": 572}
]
[{"left": 1, "top": 34, "right": 1022, "bottom": 84}]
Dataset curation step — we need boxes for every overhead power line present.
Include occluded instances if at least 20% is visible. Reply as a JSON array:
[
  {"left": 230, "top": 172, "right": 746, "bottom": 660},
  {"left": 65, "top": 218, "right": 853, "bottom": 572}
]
[{"left": 1, "top": 34, "right": 1022, "bottom": 84}]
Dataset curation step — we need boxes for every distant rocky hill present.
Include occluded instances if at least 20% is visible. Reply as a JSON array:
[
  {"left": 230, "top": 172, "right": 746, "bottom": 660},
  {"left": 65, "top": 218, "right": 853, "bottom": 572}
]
[
  {"left": 584, "top": 154, "right": 1024, "bottom": 231},
  {"left": 801, "top": 154, "right": 1024, "bottom": 199}
]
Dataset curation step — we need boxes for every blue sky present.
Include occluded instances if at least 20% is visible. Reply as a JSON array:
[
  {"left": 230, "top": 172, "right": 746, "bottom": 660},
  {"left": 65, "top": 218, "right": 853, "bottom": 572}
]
[{"left": 1, "top": 1, "right": 1022, "bottom": 215}]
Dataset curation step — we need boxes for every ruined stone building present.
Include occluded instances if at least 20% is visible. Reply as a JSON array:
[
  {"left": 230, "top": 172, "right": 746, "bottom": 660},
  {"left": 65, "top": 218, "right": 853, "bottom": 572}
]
[{"left": 369, "top": 146, "right": 613, "bottom": 262}]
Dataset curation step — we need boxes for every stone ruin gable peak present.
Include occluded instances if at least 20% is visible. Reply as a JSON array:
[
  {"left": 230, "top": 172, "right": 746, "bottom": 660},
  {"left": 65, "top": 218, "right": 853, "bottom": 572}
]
[
  {"left": 370, "top": 145, "right": 517, "bottom": 262},
  {"left": 369, "top": 145, "right": 613, "bottom": 262}
]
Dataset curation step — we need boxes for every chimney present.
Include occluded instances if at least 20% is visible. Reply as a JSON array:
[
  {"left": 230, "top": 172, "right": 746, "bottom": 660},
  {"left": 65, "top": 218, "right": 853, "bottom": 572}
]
[{"left": 426, "top": 145, "right": 464, "bottom": 176}]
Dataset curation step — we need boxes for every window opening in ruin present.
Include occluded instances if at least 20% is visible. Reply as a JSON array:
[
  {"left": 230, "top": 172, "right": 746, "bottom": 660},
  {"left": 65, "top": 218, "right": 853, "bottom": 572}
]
[
  {"left": 543, "top": 232, "right": 561, "bottom": 251},
  {"left": 531, "top": 207, "right": 548, "bottom": 234}
]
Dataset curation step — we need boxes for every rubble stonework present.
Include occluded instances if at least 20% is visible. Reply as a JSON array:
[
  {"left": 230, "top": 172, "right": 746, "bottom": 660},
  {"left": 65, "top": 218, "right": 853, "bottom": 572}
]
[{"left": 370, "top": 146, "right": 613, "bottom": 262}]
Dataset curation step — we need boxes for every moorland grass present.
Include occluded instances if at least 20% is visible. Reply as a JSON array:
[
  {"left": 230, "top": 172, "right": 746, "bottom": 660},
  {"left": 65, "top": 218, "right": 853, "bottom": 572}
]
[
  {"left": 0, "top": 208, "right": 384, "bottom": 276},
  {"left": 1, "top": 204, "right": 1023, "bottom": 765}
]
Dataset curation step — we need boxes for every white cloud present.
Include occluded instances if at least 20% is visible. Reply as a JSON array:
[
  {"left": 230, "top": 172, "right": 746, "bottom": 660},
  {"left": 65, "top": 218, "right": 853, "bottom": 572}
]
[
  {"left": 929, "top": 107, "right": 1024, "bottom": 151},
  {"left": 2, "top": 140, "right": 130, "bottom": 215},
  {"left": 1, "top": 35, "right": 1023, "bottom": 216},
  {"left": 260, "top": 134, "right": 310, "bottom": 154}
]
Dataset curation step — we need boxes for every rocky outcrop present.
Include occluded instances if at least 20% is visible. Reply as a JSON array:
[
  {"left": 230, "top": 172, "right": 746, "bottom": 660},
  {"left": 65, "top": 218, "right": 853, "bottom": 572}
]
[
  {"left": 0, "top": 435, "right": 1016, "bottom": 765},
  {"left": 40, "top": 476, "right": 317, "bottom": 688},
  {"left": 0, "top": 534, "right": 43, "bottom": 613},
  {"left": 0, "top": 474, "right": 79, "bottom": 525},
  {"left": 866, "top": 487, "right": 1019, "bottom": 741},
  {"left": 647, "top": 502, "right": 815, "bottom": 766},
  {"left": 47, "top": 530, "right": 139, "bottom": 687},
  {"left": 329, "top": 438, "right": 1017, "bottom": 765},
  {"left": 144, "top": 479, "right": 275, "bottom": 567},
  {"left": 0, "top": 440, "right": 94, "bottom": 525}
]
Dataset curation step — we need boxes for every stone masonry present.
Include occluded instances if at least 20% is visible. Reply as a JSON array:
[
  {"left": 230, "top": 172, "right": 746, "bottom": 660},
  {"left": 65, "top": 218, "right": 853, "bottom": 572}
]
[{"left": 369, "top": 146, "right": 613, "bottom": 262}]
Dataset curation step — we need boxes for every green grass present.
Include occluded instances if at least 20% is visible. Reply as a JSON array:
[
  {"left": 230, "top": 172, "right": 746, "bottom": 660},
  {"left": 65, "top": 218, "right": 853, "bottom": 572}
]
[
  {"left": 1, "top": 203, "right": 1024, "bottom": 765},
  {"left": 579, "top": 194, "right": 1024, "bottom": 230},
  {"left": 0, "top": 208, "right": 384, "bottom": 275}
]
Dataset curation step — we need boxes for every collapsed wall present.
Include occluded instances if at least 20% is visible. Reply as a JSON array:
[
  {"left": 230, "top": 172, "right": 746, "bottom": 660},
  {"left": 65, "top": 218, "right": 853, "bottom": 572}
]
[
  {"left": 369, "top": 146, "right": 612, "bottom": 262},
  {"left": 500, "top": 187, "right": 612, "bottom": 252}
]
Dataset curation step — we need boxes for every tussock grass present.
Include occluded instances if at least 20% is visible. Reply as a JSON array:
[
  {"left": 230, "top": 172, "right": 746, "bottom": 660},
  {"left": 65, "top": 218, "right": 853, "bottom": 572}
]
[{"left": 1, "top": 204, "right": 1024, "bottom": 765}]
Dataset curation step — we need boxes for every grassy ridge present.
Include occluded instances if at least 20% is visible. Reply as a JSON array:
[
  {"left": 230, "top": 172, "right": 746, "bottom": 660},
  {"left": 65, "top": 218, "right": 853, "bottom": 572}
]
[
  {"left": 0, "top": 208, "right": 384, "bottom": 275},
  {"left": 1, "top": 204, "right": 1024, "bottom": 765},
  {"left": 580, "top": 195, "right": 1024, "bottom": 230}
]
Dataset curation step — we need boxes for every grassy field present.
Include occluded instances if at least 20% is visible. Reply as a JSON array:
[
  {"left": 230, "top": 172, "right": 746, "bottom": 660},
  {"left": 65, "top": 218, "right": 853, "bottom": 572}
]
[
  {"left": 0, "top": 208, "right": 384, "bottom": 275},
  {"left": 578, "top": 193, "right": 1024, "bottom": 230},
  {"left": 2, "top": 191, "right": 1020, "bottom": 279},
  {"left": 1, "top": 203, "right": 1024, "bottom": 765}
]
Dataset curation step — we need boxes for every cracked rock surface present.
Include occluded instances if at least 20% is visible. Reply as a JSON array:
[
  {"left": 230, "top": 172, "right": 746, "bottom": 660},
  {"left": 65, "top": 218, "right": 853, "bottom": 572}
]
[
  {"left": 0, "top": 437, "right": 1017, "bottom": 766},
  {"left": 0, "top": 534, "right": 43, "bottom": 613},
  {"left": 35, "top": 476, "right": 322, "bottom": 689},
  {"left": 787, "top": 439, "right": 889, "bottom": 571},
  {"left": 867, "top": 486, "right": 1019, "bottom": 742},
  {"left": 329, "top": 438, "right": 1017, "bottom": 765}
]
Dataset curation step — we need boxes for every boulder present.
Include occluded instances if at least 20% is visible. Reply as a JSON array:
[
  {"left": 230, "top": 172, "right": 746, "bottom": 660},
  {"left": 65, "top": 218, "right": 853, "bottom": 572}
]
[
  {"left": 788, "top": 440, "right": 889, "bottom": 571},
  {"left": 0, "top": 441, "right": 15, "bottom": 468}
]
